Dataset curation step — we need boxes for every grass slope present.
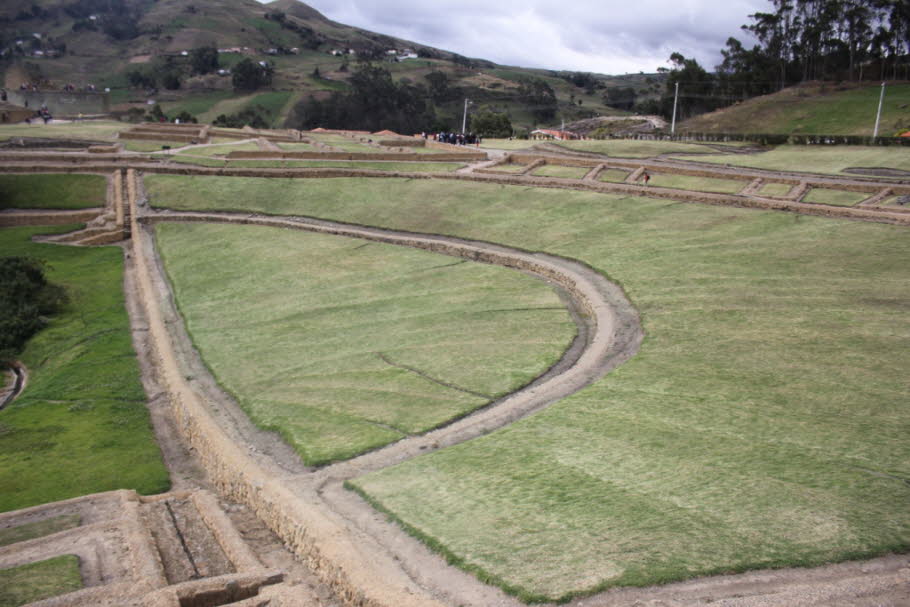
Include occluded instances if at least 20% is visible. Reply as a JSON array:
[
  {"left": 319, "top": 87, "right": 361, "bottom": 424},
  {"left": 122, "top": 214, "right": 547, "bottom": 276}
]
[
  {"left": 0, "top": 555, "right": 82, "bottom": 607},
  {"left": 682, "top": 82, "right": 910, "bottom": 136},
  {"left": 0, "top": 175, "right": 106, "bottom": 210},
  {"left": 145, "top": 175, "right": 910, "bottom": 600},
  {"left": 0, "top": 226, "right": 169, "bottom": 512},
  {"left": 0, "top": 514, "right": 81, "bottom": 548},
  {"left": 554, "top": 139, "right": 738, "bottom": 158},
  {"left": 155, "top": 223, "right": 574, "bottom": 465}
]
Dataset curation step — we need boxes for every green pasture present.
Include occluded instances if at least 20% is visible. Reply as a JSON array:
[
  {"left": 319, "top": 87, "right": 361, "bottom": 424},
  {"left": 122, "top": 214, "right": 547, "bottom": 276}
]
[
  {"left": 0, "top": 226, "right": 170, "bottom": 512},
  {"left": 122, "top": 140, "right": 186, "bottom": 153},
  {"left": 0, "top": 175, "right": 106, "bottom": 210},
  {"left": 802, "top": 188, "right": 870, "bottom": 207},
  {"left": 154, "top": 223, "right": 574, "bottom": 465},
  {"left": 647, "top": 173, "right": 747, "bottom": 194},
  {"left": 530, "top": 165, "right": 590, "bottom": 179},
  {"left": 144, "top": 175, "right": 910, "bottom": 600},
  {"left": 555, "top": 139, "right": 739, "bottom": 158},
  {"left": 676, "top": 145, "right": 910, "bottom": 176},
  {"left": 0, "top": 555, "right": 82, "bottom": 607}
]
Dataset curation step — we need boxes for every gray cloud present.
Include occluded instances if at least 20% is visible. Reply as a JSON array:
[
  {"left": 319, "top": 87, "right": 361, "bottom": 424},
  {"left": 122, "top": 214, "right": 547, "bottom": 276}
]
[{"left": 284, "top": 0, "right": 769, "bottom": 74}]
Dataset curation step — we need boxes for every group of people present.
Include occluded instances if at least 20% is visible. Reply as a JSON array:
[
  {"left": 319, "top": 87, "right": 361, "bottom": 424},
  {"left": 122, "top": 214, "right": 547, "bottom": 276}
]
[{"left": 423, "top": 132, "right": 482, "bottom": 146}]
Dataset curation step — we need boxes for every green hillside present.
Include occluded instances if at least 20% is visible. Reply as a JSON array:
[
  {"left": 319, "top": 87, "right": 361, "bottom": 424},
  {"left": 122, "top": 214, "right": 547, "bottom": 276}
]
[
  {"left": 681, "top": 81, "right": 910, "bottom": 136},
  {"left": 0, "top": 0, "right": 647, "bottom": 131}
]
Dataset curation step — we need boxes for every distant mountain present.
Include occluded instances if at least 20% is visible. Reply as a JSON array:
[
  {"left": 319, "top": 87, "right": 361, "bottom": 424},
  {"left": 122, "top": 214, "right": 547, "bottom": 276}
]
[{"left": 0, "top": 0, "right": 660, "bottom": 131}]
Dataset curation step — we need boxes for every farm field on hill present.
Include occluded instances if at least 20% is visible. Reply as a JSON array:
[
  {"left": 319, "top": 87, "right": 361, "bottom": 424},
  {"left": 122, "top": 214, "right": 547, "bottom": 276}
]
[
  {"left": 145, "top": 175, "right": 910, "bottom": 601},
  {"left": 682, "top": 83, "right": 910, "bottom": 136},
  {"left": 673, "top": 145, "right": 910, "bottom": 176},
  {"left": 154, "top": 222, "right": 575, "bottom": 465},
  {"left": 0, "top": 226, "right": 169, "bottom": 512}
]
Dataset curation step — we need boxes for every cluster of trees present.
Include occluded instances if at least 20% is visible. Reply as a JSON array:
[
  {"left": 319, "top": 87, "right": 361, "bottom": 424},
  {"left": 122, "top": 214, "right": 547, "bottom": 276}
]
[
  {"left": 0, "top": 257, "right": 66, "bottom": 367},
  {"left": 125, "top": 46, "right": 225, "bottom": 91},
  {"left": 232, "top": 58, "right": 273, "bottom": 91},
  {"left": 289, "top": 64, "right": 437, "bottom": 133},
  {"left": 641, "top": 0, "right": 910, "bottom": 121},
  {"left": 516, "top": 77, "right": 558, "bottom": 122},
  {"left": 64, "top": 0, "right": 144, "bottom": 40}
]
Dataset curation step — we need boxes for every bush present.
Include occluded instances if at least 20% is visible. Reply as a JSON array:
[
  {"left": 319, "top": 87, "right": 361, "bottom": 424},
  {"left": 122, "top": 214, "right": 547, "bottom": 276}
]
[{"left": 0, "top": 257, "right": 67, "bottom": 366}]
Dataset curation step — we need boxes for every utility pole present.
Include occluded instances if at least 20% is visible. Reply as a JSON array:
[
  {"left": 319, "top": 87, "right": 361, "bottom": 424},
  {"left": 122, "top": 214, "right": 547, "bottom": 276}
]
[
  {"left": 462, "top": 98, "right": 470, "bottom": 134},
  {"left": 873, "top": 82, "right": 886, "bottom": 139},
  {"left": 671, "top": 82, "right": 679, "bottom": 135}
]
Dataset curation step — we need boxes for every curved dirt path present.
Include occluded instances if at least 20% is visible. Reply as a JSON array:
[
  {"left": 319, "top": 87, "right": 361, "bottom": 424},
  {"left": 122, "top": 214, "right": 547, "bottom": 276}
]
[{"left": 137, "top": 204, "right": 643, "bottom": 607}]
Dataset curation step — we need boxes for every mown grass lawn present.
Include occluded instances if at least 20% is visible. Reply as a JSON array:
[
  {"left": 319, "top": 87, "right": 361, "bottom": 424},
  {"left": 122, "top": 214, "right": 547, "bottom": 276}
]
[
  {"left": 145, "top": 175, "right": 910, "bottom": 601},
  {"left": 0, "top": 175, "right": 106, "bottom": 210},
  {"left": 675, "top": 145, "right": 910, "bottom": 176},
  {"left": 0, "top": 555, "right": 82, "bottom": 607},
  {"left": 153, "top": 156, "right": 464, "bottom": 171},
  {"left": 0, "top": 226, "right": 170, "bottom": 512},
  {"left": 155, "top": 223, "right": 574, "bottom": 465}
]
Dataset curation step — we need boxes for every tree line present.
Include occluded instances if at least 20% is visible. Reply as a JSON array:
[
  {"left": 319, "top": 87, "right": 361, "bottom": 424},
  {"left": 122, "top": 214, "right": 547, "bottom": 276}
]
[{"left": 639, "top": 0, "right": 909, "bottom": 122}]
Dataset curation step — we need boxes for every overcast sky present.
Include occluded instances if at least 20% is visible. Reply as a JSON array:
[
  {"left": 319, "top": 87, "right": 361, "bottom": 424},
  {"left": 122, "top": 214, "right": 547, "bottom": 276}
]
[{"left": 279, "top": 0, "right": 771, "bottom": 74}]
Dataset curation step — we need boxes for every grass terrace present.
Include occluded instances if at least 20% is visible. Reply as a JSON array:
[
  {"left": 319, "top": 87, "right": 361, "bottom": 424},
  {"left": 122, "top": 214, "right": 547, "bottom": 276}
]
[
  {"left": 142, "top": 175, "right": 910, "bottom": 601},
  {"left": 647, "top": 173, "right": 748, "bottom": 195},
  {"left": 555, "top": 139, "right": 743, "bottom": 158},
  {"left": 674, "top": 145, "right": 910, "bottom": 176},
  {"left": 802, "top": 188, "right": 870, "bottom": 207},
  {"left": 154, "top": 222, "right": 575, "bottom": 465},
  {"left": 0, "top": 175, "right": 106, "bottom": 210},
  {"left": 597, "top": 168, "right": 632, "bottom": 183},
  {"left": 485, "top": 163, "right": 528, "bottom": 173},
  {"left": 0, "top": 556, "right": 82, "bottom": 607},
  {"left": 0, "top": 120, "right": 129, "bottom": 142},
  {"left": 530, "top": 165, "right": 590, "bottom": 179},
  {"left": 757, "top": 182, "right": 794, "bottom": 197},
  {"left": 178, "top": 142, "right": 263, "bottom": 157},
  {"left": 0, "top": 515, "right": 81, "bottom": 548},
  {"left": 0, "top": 225, "right": 170, "bottom": 512},
  {"left": 151, "top": 156, "right": 465, "bottom": 171}
]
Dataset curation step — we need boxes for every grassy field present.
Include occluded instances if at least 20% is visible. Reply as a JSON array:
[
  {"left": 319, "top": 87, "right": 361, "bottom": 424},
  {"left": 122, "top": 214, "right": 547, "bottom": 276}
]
[
  {"left": 647, "top": 173, "right": 748, "bottom": 194},
  {"left": 802, "top": 188, "right": 870, "bottom": 207},
  {"left": 0, "top": 175, "right": 106, "bottom": 210},
  {"left": 598, "top": 168, "right": 632, "bottom": 183},
  {"left": 144, "top": 175, "right": 910, "bottom": 600},
  {"left": 0, "top": 120, "right": 128, "bottom": 142},
  {"left": 0, "top": 226, "right": 170, "bottom": 512},
  {"left": 0, "top": 555, "right": 82, "bottom": 607},
  {"left": 530, "top": 165, "right": 590, "bottom": 179},
  {"left": 122, "top": 140, "right": 187, "bottom": 153},
  {"left": 486, "top": 163, "right": 529, "bottom": 173},
  {"left": 681, "top": 83, "right": 910, "bottom": 136},
  {"left": 0, "top": 515, "right": 80, "bottom": 548},
  {"left": 154, "top": 223, "right": 574, "bottom": 465},
  {"left": 675, "top": 145, "right": 910, "bottom": 176}
]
